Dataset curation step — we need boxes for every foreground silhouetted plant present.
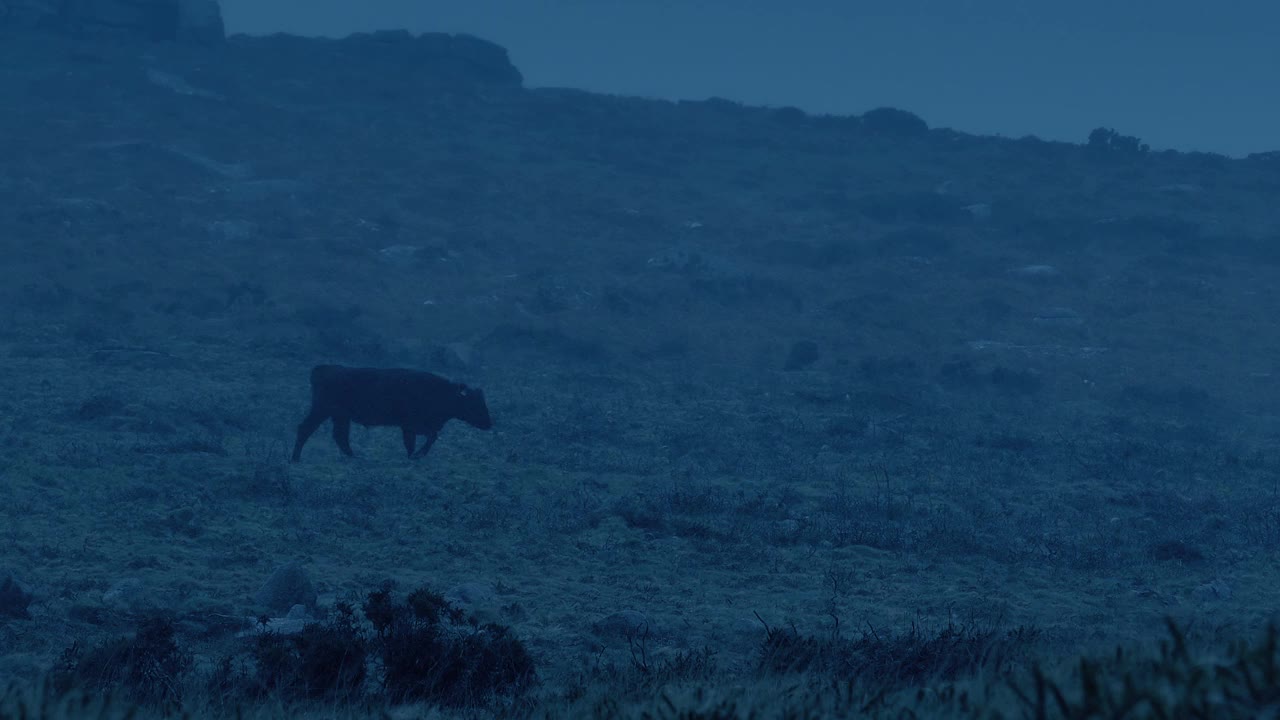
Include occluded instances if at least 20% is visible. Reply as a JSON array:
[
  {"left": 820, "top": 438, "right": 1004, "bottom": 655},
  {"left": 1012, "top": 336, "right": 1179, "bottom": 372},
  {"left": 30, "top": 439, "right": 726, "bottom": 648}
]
[
  {"left": 363, "top": 585, "right": 537, "bottom": 706},
  {"left": 53, "top": 614, "right": 193, "bottom": 709}
]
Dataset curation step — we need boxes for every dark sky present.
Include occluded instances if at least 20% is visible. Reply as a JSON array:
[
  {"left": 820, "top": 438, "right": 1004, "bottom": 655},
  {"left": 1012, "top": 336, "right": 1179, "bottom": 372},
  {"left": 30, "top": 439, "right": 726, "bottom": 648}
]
[{"left": 220, "top": 1, "right": 1279, "bottom": 157}]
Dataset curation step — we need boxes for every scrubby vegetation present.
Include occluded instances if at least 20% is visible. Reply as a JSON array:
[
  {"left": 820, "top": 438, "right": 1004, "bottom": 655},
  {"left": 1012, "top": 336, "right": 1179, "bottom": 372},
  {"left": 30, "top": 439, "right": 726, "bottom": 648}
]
[
  {"left": 9, "top": 618, "right": 1280, "bottom": 717},
  {"left": 34, "top": 584, "right": 536, "bottom": 715}
]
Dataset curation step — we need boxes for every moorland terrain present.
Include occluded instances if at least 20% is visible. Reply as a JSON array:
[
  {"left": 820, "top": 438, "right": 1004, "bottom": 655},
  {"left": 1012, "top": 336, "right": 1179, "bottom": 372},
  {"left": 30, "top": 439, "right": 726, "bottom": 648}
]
[{"left": 3, "top": 23, "right": 1280, "bottom": 719}]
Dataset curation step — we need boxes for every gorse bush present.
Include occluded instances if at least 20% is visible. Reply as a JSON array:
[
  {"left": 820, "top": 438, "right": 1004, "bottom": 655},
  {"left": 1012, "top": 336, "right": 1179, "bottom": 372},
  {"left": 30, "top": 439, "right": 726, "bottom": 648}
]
[
  {"left": 53, "top": 614, "right": 193, "bottom": 709},
  {"left": 50, "top": 584, "right": 536, "bottom": 713},
  {"left": 1087, "top": 126, "right": 1149, "bottom": 156},
  {"left": 861, "top": 106, "right": 929, "bottom": 136},
  {"left": 243, "top": 602, "right": 368, "bottom": 701},
  {"left": 363, "top": 585, "right": 537, "bottom": 706}
]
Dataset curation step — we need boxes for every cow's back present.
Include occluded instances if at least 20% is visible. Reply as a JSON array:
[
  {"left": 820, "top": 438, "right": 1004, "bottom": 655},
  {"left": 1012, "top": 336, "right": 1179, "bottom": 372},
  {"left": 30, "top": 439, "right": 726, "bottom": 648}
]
[{"left": 309, "top": 365, "right": 453, "bottom": 427}]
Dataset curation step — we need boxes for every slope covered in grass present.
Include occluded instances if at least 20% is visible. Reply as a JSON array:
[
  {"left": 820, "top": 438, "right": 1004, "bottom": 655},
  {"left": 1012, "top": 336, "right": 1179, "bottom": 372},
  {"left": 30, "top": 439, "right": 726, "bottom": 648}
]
[{"left": 2, "top": 25, "right": 1280, "bottom": 717}]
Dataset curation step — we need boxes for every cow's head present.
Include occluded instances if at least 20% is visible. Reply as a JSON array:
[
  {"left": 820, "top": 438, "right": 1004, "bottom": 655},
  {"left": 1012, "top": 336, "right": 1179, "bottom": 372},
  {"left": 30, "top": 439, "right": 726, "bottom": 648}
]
[{"left": 455, "top": 384, "right": 493, "bottom": 430}]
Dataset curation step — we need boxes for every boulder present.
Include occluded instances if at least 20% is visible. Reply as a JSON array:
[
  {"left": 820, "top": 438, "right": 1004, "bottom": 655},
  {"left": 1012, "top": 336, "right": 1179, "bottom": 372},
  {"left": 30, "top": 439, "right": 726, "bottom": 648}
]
[
  {"left": 592, "top": 609, "right": 651, "bottom": 639},
  {"left": 784, "top": 340, "right": 820, "bottom": 371},
  {"left": 254, "top": 562, "right": 317, "bottom": 614}
]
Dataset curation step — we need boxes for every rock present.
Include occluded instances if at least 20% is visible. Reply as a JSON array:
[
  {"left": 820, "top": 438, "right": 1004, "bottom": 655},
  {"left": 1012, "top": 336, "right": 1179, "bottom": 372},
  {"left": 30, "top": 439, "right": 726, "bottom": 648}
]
[
  {"left": 413, "top": 32, "right": 523, "bottom": 87},
  {"left": 88, "top": 346, "right": 186, "bottom": 370},
  {"left": 0, "top": 574, "right": 33, "bottom": 619},
  {"left": 1033, "top": 307, "right": 1083, "bottom": 325},
  {"left": 430, "top": 341, "right": 476, "bottom": 371},
  {"left": 592, "top": 609, "right": 651, "bottom": 639},
  {"left": 964, "top": 203, "right": 992, "bottom": 221},
  {"left": 784, "top": 340, "right": 820, "bottom": 371},
  {"left": 146, "top": 68, "right": 222, "bottom": 100},
  {"left": 445, "top": 582, "right": 494, "bottom": 607},
  {"left": 1011, "top": 264, "right": 1061, "bottom": 280},
  {"left": 0, "top": 0, "right": 225, "bottom": 44},
  {"left": 1192, "top": 579, "right": 1232, "bottom": 601},
  {"left": 101, "top": 578, "right": 168, "bottom": 613},
  {"left": 254, "top": 562, "right": 316, "bottom": 614},
  {"left": 206, "top": 219, "right": 255, "bottom": 243},
  {"left": 237, "top": 604, "right": 316, "bottom": 637},
  {"left": 733, "top": 615, "right": 768, "bottom": 639},
  {"left": 377, "top": 245, "right": 422, "bottom": 265},
  {"left": 1157, "top": 183, "right": 1203, "bottom": 194},
  {"left": 646, "top": 247, "right": 740, "bottom": 279}
]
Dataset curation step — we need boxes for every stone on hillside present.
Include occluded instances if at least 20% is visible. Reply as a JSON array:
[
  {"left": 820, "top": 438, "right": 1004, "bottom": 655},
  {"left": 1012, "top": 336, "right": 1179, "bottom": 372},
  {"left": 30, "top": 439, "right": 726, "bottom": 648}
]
[
  {"left": 964, "top": 203, "right": 992, "bottom": 221},
  {"left": 430, "top": 341, "right": 477, "bottom": 371},
  {"left": 377, "top": 244, "right": 416, "bottom": 262},
  {"left": 206, "top": 219, "right": 255, "bottom": 243},
  {"left": 445, "top": 582, "right": 494, "bottom": 607},
  {"left": 784, "top": 340, "right": 820, "bottom": 371},
  {"left": 102, "top": 577, "right": 169, "bottom": 613},
  {"left": 592, "top": 609, "right": 651, "bottom": 639},
  {"left": 1033, "top": 307, "right": 1083, "bottom": 325},
  {"left": 237, "top": 604, "right": 316, "bottom": 637},
  {"left": 1192, "top": 579, "right": 1232, "bottom": 601},
  {"left": 1011, "top": 264, "right": 1060, "bottom": 279},
  {"left": 0, "top": 0, "right": 225, "bottom": 44},
  {"left": 254, "top": 562, "right": 316, "bottom": 614}
]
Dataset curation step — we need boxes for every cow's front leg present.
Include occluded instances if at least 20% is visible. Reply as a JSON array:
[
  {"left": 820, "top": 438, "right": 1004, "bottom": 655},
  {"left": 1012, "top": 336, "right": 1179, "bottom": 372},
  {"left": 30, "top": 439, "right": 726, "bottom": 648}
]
[
  {"left": 402, "top": 427, "right": 416, "bottom": 457},
  {"left": 410, "top": 431, "right": 437, "bottom": 459},
  {"left": 292, "top": 408, "right": 328, "bottom": 462},
  {"left": 332, "top": 416, "right": 355, "bottom": 456}
]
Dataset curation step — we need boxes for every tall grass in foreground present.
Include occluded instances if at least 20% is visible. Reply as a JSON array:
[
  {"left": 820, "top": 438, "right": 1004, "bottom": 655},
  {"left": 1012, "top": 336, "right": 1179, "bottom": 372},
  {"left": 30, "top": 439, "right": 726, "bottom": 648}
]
[{"left": 5, "top": 619, "right": 1280, "bottom": 718}]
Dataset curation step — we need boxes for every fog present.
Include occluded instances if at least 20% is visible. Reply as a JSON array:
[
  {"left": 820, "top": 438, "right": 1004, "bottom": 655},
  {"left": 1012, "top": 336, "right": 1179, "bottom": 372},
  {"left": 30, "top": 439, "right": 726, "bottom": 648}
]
[{"left": 219, "top": 0, "right": 1280, "bottom": 157}]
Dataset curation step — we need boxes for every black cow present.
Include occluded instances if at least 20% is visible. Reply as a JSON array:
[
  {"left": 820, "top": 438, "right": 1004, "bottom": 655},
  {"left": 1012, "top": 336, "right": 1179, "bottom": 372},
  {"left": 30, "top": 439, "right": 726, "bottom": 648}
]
[{"left": 291, "top": 364, "right": 493, "bottom": 462}]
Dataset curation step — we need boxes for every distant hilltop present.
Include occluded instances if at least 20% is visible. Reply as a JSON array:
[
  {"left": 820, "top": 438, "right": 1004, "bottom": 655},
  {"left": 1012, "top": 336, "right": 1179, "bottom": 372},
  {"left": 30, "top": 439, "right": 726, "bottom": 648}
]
[
  {"left": 0, "top": 2, "right": 524, "bottom": 89},
  {"left": 0, "top": 0, "right": 224, "bottom": 43}
]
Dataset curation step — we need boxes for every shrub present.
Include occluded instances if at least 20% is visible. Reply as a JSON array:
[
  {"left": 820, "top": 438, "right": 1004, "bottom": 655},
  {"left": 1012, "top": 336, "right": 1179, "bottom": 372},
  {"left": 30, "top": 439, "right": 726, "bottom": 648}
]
[
  {"left": 363, "top": 586, "right": 537, "bottom": 707},
  {"left": 1087, "top": 127, "right": 1149, "bottom": 156},
  {"left": 53, "top": 615, "right": 193, "bottom": 708},
  {"left": 246, "top": 602, "right": 367, "bottom": 701},
  {"left": 861, "top": 107, "right": 929, "bottom": 136}
]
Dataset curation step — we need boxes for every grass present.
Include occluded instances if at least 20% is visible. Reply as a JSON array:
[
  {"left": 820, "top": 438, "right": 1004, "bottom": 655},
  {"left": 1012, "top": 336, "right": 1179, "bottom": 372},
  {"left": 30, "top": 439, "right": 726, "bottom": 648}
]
[{"left": 2, "top": 23, "right": 1280, "bottom": 719}]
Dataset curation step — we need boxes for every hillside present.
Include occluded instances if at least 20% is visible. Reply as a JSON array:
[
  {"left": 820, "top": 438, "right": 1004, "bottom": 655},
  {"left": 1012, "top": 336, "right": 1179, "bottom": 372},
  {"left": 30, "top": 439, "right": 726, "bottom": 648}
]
[{"left": 3, "top": 24, "right": 1280, "bottom": 717}]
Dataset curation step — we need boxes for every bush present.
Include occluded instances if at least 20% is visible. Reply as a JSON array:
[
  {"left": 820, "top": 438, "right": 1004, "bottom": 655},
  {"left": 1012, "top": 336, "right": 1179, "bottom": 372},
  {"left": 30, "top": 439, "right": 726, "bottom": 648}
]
[
  {"left": 861, "top": 107, "right": 929, "bottom": 136},
  {"left": 1087, "top": 127, "right": 1149, "bottom": 156},
  {"left": 363, "top": 586, "right": 537, "bottom": 707},
  {"left": 51, "top": 583, "right": 536, "bottom": 713},
  {"left": 53, "top": 615, "right": 193, "bottom": 708},
  {"left": 246, "top": 602, "right": 368, "bottom": 701}
]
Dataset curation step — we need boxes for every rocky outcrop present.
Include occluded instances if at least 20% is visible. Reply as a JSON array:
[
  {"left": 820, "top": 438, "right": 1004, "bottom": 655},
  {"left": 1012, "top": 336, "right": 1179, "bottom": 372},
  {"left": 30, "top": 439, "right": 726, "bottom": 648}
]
[{"left": 0, "top": 0, "right": 224, "bottom": 43}]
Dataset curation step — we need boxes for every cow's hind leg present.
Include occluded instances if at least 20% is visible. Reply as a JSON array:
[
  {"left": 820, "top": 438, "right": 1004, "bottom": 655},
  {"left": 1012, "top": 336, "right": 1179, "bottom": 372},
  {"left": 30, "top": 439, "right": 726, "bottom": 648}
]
[
  {"left": 292, "top": 409, "right": 328, "bottom": 462},
  {"left": 410, "top": 431, "right": 438, "bottom": 459},
  {"left": 401, "top": 427, "right": 416, "bottom": 458},
  {"left": 332, "top": 416, "right": 355, "bottom": 456}
]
